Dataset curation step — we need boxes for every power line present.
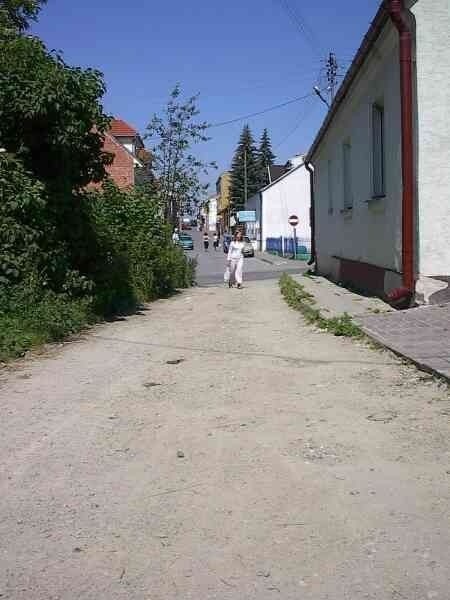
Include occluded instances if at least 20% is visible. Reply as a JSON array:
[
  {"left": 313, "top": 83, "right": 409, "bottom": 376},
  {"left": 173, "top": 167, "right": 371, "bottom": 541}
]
[
  {"left": 208, "top": 91, "right": 318, "bottom": 128},
  {"left": 273, "top": 97, "right": 318, "bottom": 150},
  {"left": 271, "top": 0, "right": 324, "bottom": 58}
]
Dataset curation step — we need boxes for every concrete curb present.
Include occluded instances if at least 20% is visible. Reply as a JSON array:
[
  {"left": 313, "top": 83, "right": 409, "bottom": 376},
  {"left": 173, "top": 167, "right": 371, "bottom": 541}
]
[
  {"left": 256, "top": 253, "right": 289, "bottom": 266},
  {"left": 360, "top": 325, "right": 450, "bottom": 384}
]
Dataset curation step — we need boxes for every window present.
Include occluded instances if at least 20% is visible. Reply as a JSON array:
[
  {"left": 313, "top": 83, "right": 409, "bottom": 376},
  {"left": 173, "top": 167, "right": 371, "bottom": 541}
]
[
  {"left": 372, "top": 103, "right": 385, "bottom": 197},
  {"left": 327, "top": 159, "right": 333, "bottom": 213},
  {"left": 342, "top": 140, "right": 353, "bottom": 210}
]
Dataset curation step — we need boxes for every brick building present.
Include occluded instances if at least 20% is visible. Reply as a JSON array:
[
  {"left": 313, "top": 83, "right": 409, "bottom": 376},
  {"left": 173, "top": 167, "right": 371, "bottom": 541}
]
[{"left": 92, "top": 118, "right": 144, "bottom": 189}]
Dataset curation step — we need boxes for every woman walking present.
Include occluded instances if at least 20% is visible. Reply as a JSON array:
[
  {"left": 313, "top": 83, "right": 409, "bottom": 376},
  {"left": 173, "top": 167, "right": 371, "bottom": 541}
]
[
  {"left": 213, "top": 232, "right": 219, "bottom": 251},
  {"left": 227, "top": 230, "right": 245, "bottom": 289}
]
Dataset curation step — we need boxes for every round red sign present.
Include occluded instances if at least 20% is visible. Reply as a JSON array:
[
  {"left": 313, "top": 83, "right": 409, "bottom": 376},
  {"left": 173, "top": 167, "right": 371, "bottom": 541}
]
[{"left": 288, "top": 214, "right": 299, "bottom": 227}]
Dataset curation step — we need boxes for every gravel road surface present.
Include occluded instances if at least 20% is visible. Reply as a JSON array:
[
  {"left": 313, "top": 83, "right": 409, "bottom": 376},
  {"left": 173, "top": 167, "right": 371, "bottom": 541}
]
[{"left": 1, "top": 279, "right": 449, "bottom": 599}]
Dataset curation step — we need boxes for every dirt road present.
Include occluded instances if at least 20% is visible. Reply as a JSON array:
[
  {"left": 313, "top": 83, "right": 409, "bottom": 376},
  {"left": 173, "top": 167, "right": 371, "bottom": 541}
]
[{"left": 1, "top": 280, "right": 449, "bottom": 599}]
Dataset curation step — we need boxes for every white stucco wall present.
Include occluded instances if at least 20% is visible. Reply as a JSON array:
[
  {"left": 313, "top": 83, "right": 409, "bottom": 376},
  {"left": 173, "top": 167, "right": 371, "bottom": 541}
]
[
  {"left": 312, "top": 22, "right": 403, "bottom": 284},
  {"left": 409, "top": 0, "right": 450, "bottom": 279},
  {"left": 208, "top": 197, "right": 218, "bottom": 231},
  {"left": 260, "top": 164, "right": 311, "bottom": 251}
]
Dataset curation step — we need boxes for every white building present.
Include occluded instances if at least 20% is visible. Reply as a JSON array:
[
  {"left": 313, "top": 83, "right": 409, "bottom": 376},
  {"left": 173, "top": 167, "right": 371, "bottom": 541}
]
[
  {"left": 207, "top": 195, "right": 218, "bottom": 232},
  {"left": 307, "top": 0, "right": 450, "bottom": 305},
  {"left": 246, "top": 159, "right": 311, "bottom": 252}
]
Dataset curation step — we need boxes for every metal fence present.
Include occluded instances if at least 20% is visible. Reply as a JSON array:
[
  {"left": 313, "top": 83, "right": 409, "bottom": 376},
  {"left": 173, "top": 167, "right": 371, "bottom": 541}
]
[{"left": 266, "top": 237, "right": 311, "bottom": 259}]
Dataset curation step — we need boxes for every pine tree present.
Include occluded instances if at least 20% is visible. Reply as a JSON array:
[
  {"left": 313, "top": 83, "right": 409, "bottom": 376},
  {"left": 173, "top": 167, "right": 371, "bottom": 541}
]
[
  {"left": 229, "top": 125, "right": 259, "bottom": 214},
  {"left": 257, "top": 128, "right": 276, "bottom": 187}
]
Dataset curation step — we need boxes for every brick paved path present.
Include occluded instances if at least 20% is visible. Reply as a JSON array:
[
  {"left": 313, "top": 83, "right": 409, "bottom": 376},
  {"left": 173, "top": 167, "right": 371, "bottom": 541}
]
[{"left": 360, "top": 303, "right": 450, "bottom": 380}]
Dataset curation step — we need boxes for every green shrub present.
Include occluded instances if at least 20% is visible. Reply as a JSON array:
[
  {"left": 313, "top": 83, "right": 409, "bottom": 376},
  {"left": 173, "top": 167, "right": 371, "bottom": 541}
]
[
  {"left": 0, "top": 167, "right": 195, "bottom": 360},
  {"left": 0, "top": 285, "right": 94, "bottom": 361},
  {"left": 86, "top": 181, "right": 193, "bottom": 306}
]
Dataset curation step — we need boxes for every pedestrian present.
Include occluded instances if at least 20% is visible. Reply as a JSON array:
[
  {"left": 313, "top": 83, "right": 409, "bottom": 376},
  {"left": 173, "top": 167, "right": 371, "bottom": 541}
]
[
  {"left": 227, "top": 230, "right": 245, "bottom": 289},
  {"left": 172, "top": 228, "right": 179, "bottom": 244},
  {"left": 203, "top": 231, "right": 209, "bottom": 252},
  {"left": 213, "top": 232, "right": 219, "bottom": 251}
]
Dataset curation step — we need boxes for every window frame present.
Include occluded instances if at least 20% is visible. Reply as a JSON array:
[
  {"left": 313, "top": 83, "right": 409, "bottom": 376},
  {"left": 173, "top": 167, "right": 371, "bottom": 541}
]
[
  {"left": 342, "top": 139, "right": 353, "bottom": 211},
  {"left": 327, "top": 159, "right": 333, "bottom": 214},
  {"left": 371, "top": 102, "right": 386, "bottom": 198}
]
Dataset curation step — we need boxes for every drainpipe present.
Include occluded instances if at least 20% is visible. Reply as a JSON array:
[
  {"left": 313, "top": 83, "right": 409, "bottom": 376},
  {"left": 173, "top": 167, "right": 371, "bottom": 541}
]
[
  {"left": 305, "top": 162, "right": 316, "bottom": 267},
  {"left": 387, "top": 0, "right": 415, "bottom": 295}
]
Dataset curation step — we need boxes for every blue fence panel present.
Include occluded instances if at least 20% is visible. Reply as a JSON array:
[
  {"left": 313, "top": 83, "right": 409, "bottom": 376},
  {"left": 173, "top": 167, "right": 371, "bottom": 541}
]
[
  {"left": 266, "top": 236, "right": 311, "bottom": 258},
  {"left": 266, "top": 237, "right": 282, "bottom": 255}
]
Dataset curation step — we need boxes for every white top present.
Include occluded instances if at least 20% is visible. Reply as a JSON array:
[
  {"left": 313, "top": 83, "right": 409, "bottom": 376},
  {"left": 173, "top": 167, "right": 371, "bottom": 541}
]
[{"left": 227, "top": 241, "right": 244, "bottom": 261}]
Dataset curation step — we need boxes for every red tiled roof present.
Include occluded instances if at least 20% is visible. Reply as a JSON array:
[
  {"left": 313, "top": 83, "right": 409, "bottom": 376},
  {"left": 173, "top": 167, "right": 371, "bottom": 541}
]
[{"left": 109, "top": 118, "right": 138, "bottom": 137}]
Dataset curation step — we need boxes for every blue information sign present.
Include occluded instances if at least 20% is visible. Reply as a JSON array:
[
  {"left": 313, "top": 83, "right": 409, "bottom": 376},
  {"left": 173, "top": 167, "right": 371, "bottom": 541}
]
[{"left": 237, "top": 210, "right": 256, "bottom": 223}]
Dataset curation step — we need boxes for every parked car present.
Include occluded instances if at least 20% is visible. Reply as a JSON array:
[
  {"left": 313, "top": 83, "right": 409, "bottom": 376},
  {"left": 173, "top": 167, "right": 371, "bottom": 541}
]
[
  {"left": 223, "top": 234, "right": 232, "bottom": 253},
  {"left": 178, "top": 234, "right": 194, "bottom": 250},
  {"left": 242, "top": 236, "right": 255, "bottom": 257}
]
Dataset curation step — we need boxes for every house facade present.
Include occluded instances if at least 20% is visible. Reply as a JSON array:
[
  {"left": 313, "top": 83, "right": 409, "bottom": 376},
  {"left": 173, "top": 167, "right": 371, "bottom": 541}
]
[
  {"left": 216, "top": 171, "right": 232, "bottom": 233},
  {"left": 207, "top": 195, "right": 218, "bottom": 232},
  {"left": 92, "top": 119, "right": 144, "bottom": 189},
  {"left": 307, "top": 0, "right": 450, "bottom": 304},
  {"left": 246, "top": 159, "right": 311, "bottom": 252}
]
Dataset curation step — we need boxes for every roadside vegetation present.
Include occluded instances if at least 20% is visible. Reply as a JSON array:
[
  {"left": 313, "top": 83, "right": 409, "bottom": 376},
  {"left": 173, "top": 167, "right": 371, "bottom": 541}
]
[
  {"left": 279, "top": 273, "right": 364, "bottom": 338},
  {"left": 0, "top": 1, "right": 197, "bottom": 361}
]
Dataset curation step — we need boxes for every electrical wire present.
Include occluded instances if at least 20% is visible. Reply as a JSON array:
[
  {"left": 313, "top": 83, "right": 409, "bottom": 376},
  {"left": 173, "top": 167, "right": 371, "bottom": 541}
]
[
  {"left": 208, "top": 91, "right": 318, "bottom": 128},
  {"left": 271, "top": 0, "right": 324, "bottom": 58},
  {"left": 273, "top": 96, "right": 318, "bottom": 150}
]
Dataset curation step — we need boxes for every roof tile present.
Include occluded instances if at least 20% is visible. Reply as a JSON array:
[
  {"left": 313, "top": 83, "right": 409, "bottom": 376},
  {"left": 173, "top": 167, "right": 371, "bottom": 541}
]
[{"left": 109, "top": 118, "right": 138, "bottom": 137}]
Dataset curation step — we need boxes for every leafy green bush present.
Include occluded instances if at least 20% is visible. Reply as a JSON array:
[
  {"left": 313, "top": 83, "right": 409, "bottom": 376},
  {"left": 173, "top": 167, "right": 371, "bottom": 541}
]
[
  {"left": 0, "top": 163, "right": 195, "bottom": 360},
  {"left": 0, "top": 154, "right": 48, "bottom": 285},
  {"left": 85, "top": 181, "right": 194, "bottom": 309},
  {"left": 0, "top": 285, "right": 93, "bottom": 361}
]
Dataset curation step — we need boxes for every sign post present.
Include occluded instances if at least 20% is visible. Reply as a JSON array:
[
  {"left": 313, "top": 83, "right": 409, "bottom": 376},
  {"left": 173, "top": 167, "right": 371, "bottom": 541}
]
[{"left": 288, "top": 214, "right": 299, "bottom": 260}]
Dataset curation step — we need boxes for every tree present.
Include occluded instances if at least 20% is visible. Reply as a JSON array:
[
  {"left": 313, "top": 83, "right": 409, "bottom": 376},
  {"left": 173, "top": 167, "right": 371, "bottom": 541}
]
[
  {"left": 257, "top": 128, "right": 276, "bottom": 187},
  {"left": 0, "top": 0, "right": 46, "bottom": 36},
  {"left": 0, "top": 36, "right": 111, "bottom": 191},
  {"left": 0, "top": 5, "right": 112, "bottom": 292},
  {"left": 145, "top": 85, "right": 215, "bottom": 224},
  {"left": 229, "top": 125, "right": 259, "bottom": 213}
]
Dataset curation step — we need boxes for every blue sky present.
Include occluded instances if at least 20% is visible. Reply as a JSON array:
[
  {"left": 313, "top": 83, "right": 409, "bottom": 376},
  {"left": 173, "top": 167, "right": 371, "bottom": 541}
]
[{"left": 33, "top": 0, "right": 381, "bottom": 190}]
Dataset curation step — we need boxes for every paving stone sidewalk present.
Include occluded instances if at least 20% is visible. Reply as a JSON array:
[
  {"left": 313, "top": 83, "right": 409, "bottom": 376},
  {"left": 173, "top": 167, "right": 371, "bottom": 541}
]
[
  {"left": 292, "top": 274, "right": 450, "bottom": 381},
  {"left": 360, "top": 303, "right": 450, "bottom": 381}
]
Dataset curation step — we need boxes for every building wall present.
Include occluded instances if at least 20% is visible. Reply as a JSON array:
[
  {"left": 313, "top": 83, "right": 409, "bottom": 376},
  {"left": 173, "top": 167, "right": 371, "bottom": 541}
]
[
  {"left": 260, "top": 164, "right": 311, "bottom": 252},
  {"left": 208, "top": 197, "right": 218, "bottom": 231},
  {"left": 91, "top": 133, "right": 135, "bottom": 189},
  {"left": 409, "top": 0, "right": 450, "bottom": 301},
  {"left": 118, "top": 137, "right": 134, "bottom": 155},
  {"left": 216, "top": 171, "right": 231, "bottom": 212},
  {"left": 312, "top": 23, "right": 404, "bottom": 294},
  {"left": 216, "top": 171, "right": 232, "bottom": 232},
  {"left": 246, "top": 193, "right": 262, "bottom": 244}
]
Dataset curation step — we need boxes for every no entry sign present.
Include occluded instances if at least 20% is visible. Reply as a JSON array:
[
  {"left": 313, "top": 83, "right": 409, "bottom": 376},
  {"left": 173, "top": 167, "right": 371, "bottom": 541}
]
[{"left": 288, "top": 214, "right": 299, "bottom": 227}]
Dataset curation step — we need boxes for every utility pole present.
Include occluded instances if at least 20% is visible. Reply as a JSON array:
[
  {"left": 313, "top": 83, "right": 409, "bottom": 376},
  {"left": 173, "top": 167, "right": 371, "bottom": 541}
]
[{"left": 326, "top": 51, "right": 339, "bottom": 103}]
